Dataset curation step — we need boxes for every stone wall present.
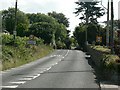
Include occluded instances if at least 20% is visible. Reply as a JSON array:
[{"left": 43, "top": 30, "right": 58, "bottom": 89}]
[{"left": 87, "top": 45, "right": 120, "bottom": 82}]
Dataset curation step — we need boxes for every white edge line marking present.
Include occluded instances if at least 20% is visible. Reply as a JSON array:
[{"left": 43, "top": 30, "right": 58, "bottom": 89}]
[
  {"left": 10, "top": 81, "right": 26, "bottom": 84},
  {"left": 1, "top": 85, "right": 18, "bottom": 88}
]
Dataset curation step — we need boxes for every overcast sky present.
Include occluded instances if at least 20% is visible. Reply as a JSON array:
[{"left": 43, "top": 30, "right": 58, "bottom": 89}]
[{"left": 0, "top": 0, "right": 120, "bottom": 34}]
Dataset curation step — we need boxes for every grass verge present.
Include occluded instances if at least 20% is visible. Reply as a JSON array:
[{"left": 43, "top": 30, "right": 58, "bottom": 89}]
[{"left": 2, "top": 45, "right": 53, "bottom": 71}]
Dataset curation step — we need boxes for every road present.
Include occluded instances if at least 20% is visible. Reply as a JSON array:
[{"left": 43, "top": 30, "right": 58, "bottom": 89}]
[{"left": 1, "top": 50, "right": 100, "bottom": 89}]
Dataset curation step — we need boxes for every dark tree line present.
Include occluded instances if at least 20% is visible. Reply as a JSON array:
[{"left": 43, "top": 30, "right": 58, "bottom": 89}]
[
  {"left": 73, "top": 0, "right": 106, "bottom": 48},
  {"left": 2, "top": 8, "right": 71, "bottom": 49}
]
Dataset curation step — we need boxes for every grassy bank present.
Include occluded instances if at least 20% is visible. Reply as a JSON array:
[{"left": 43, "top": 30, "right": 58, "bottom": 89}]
[{"left": 1, "top": 34, "right": 53, "bottom": 71}]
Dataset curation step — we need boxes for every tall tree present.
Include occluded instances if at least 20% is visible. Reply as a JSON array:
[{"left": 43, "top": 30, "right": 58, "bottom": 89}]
[
  {"left": 74, "top": 0, "right": 105, "bottom": 24},
  {"left": 48, "top": 11, "right": 69, "bottom": 27},
  {"left": 28, "top": 13, "right": 68, "bottom": 46},
  {"left": 2, "top": 8, "right": 29, "bottom": 36}
]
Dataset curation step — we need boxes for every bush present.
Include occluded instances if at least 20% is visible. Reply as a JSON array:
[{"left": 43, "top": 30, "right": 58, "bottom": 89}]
[
  {"left": 2, "top": 34, "right": 53, "bottom": 70},
  {"left": 2, "top": 34, "right": 43, "bottom": 47}
]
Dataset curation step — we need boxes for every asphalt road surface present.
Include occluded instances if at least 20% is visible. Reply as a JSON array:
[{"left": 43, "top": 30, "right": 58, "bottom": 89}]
[{"left": 1, "top": 50, "right": 100, "bottom": 89}]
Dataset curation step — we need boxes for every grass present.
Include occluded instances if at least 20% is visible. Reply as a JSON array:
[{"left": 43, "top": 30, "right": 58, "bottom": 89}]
[
  {"left": 91, "top": 45, "right": 111, "bottom": 53},
  {"left": 90, "top": 45, "right": 120, "bottom": 71},
  {"left": 2, "top": 45, "right": 53, "bottom": 71}
]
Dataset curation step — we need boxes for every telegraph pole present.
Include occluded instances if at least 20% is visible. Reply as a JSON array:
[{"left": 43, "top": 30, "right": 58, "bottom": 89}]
[
  {"left": 13, "top": 0, "right": 17, "bottom": 40},
  {"left": 85, "top": 16, "right": 88, "bottom": 45},
  {"left": 110, "top": 0, "right": 114, "bottom": 54},
  {"left": 101, "top": 0, "right": 110, "bottom": 46},
  {"left": 106, "top": 0, "right": 109, "bottom": 46}
]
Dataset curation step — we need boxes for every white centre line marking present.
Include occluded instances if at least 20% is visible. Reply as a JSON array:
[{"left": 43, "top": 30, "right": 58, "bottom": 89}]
[
  {"left": 65, "top": 50, "right": 69, "bottom": 57},
  {"left": 1, "top": 85, "right": 18, "bottom": 88},
  {"left": 55, "top": 63, "right": 58, "bottom": 65},
  {"left": 46, "top": 67, "right": 51, "bottom": 71},
  {"left": 59, "top": 59, "right": 61, "bottom": 62},
  {"left": 19, "top": 77, "right": 33, "bottom": 81},
  {"left": 10, "top": 81, "right": 26, "bottom": 84},
  {"left": 33, "top": 74, "right": 41, "bottom": 79}
]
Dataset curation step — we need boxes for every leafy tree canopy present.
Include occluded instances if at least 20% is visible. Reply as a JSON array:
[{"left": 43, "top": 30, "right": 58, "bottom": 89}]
[
  {"left": 26, "top": 13, "right": 57, "bottom": 24},
  {"left": 48, "top": 11, "right": 69, "bottom": 27},
  {"left": 74, "top": 0, "right": 105, "bottom": 24},
  {"left": 2, "top": 8, "right": 29, "bottom": 36}
]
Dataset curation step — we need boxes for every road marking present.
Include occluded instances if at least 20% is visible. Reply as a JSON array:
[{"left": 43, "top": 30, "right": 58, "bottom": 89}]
[
  {"left": 100, "top": 83, "right": 118, "bottom": 88},
  {"left": 50, "top": 55, "right": 53, "bottom": 57},
  {"left": 33, "top": 74, "right": 41, "bottom": 79},
  {"left": 10, "top": 81, "right": 26, "bottom": 84},
  {"left": 1, "top": 85, "right": 18, "bottom": 88},
  {"left": 55, "top": 63, "right": 58, "bottom": 65},
  {"left": 18, "top": 77, "right": 33, "bottom": 81},
  {"left": 23, "top": 76, "right": 35, "bottom": 78},
  {"left": 40, "top": 71, "right": 44, "bottom": 73},
  {"left": 85, "top": 55, "right": 91, "bottom": 58},
  {"left": 65, "top": 50, "right": 69, "bottom": 57},
  {"left": 59, "top": 59, "right": 61, "bottom": 62},
  {"left": 46, "top": 67, "right": 51, "bottom": 71}
]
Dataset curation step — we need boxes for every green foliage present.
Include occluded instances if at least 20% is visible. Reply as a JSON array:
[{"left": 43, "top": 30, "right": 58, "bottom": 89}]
[
  {"left": 26, "top": 13, "right": 57, "bottom": 24},
  {"left": 74, "top": 0, "right": 105, "bottom": 24},
  {"left": 27, "top": 13, "right": 68, "bottom": 48},
  {"left": 91, "top": 45, "right": 120, "bottom": 71},
  {"left": 2, "top": 8, "right": 29, "bottom": 36},
  {"left": 74, "top": 23, "right": 106, "bottom": 48},
  {"left": 29, "top": 22, "right": 54, "bottom": 44},
  {"left": 56, "top": 41, "right": 66, "bottom": 49},
  {"left": 2, "top": 8, "right": 70, "bottom": 49},
  {"left": 92, "top": 45, "right": 111, "bottom": 53},
  {"left": 2, "top": 34, "right": 52, "bottom": 70},
  {"left": 87, "top": 23, "right": 98, "bottom": 43},
  {"left": 48, "top": 11, "right": 69, "bottom": 27},
  {"left": 2, "top": 34, "right": 14, "bottom": 45},
  {"left": 73, "top": 25, "right": 86, "bottom": 47},
  {"left": 2, "top": 34, "right": 43, "bottom": 47}
]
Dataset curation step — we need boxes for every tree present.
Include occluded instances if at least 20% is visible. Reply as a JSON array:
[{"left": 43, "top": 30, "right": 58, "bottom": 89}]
[
  {"left": 74, "top": 0, "right": 105, "bottom": 24},
  {"left": 26, "top": 13, "right": 57, "bottom": 24},
  {"left": 87, "top": 23, "right": 98, "bottom": 43},
  {"left": 73, "top": 25, "right": 86, "bottom": 48},
  {"left": 48, "top": 11, "right": 69, "bottom": 27},
  {"left": 2, "top": 8, "right": 29, "bottom": 36},
  {"left": 27, "top": 13, "right": 69, "bottom": 48},
  {"left": 29, "top": 22, "right": 54, "bottom": 44}
]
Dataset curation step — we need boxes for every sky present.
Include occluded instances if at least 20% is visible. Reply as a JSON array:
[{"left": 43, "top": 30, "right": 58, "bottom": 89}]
[{"left": 0, "top": 0, "right": 120, "bottom": 35}]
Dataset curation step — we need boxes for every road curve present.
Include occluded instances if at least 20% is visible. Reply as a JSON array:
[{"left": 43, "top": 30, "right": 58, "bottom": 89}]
[{"left": 1, "top": 50, "right": 100, "bottom": 89}]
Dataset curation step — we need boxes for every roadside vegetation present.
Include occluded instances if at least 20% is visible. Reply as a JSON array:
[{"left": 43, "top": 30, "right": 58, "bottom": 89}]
[
  {"left": 2, "top": 34, "right": 53, "bottom": 70},
  {"left": 1, "top": 7, "right": 74, "bottom": 70},
  {"left": 91, "top": 45, "right": 120, "bottom": 70},
  {"left": 2, "top": 8, "right": 72, "bottom": 49}
]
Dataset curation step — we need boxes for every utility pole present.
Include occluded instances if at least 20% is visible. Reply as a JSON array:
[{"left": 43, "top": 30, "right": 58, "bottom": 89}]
[
  {"left": 13, "top": 0, "right": 17, "bottom": 40},
  {"left": 85, "top": 8, "right": 89, "bottom": 46},
  {"left": 106, "top": 0, "right": 109, "bottom": 46},
  {"left": 110, "top": 0, "right": 114, "bottom": 54},
  {"left": 101, "top": 0, "right": 110, "bottom": 46}
]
